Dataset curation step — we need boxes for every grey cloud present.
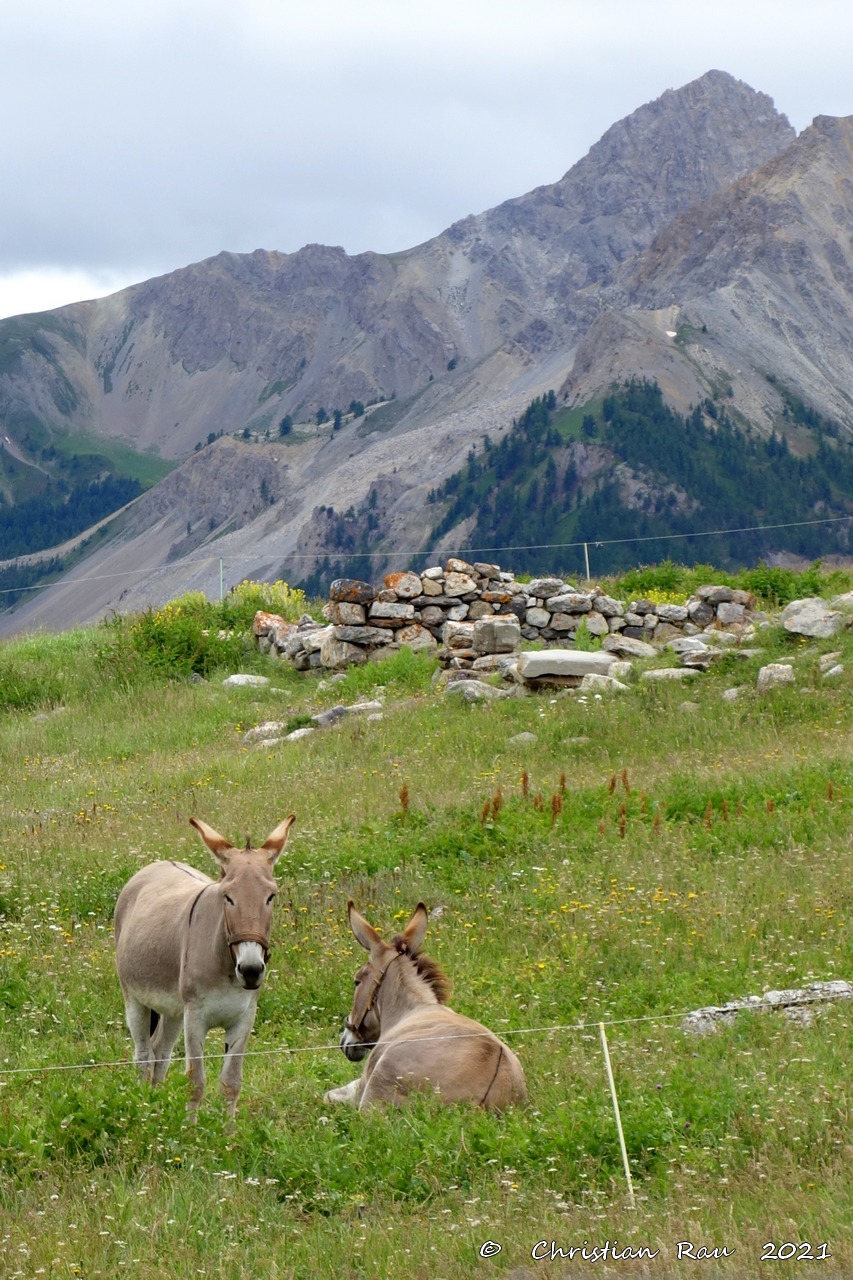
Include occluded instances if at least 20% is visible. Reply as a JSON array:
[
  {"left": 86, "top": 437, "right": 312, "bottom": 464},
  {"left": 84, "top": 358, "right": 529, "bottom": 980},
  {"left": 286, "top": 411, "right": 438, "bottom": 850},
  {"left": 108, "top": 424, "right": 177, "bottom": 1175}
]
[{"left": 1, "top": 0, "right": 851, "bottom": 290}]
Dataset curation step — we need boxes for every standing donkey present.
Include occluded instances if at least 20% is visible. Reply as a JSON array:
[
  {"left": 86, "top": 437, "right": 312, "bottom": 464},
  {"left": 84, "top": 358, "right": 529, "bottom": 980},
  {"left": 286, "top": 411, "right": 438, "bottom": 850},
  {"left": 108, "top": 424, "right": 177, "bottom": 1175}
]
[
  {"left": 324, "top": 901, "right": 526, "bottom": 1110},
  {"left": 114, "top": 815, "right": 295, "bottom": 1118}
]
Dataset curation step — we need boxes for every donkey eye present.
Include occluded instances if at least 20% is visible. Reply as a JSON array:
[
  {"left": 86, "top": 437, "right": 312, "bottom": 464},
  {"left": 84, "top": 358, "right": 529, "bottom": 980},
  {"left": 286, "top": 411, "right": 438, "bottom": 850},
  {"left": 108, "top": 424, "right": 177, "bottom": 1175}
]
[
  {"left": 224, "top": 893, "right": 235, "bottom": 906},
  {"left": 266, "top": 893, "right": 276, "bottom": 906}
]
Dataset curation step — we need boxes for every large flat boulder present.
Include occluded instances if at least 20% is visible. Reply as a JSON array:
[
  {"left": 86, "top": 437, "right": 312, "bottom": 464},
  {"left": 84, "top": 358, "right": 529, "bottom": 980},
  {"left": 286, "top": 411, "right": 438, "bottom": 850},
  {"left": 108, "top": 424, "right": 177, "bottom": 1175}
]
[
  {"left": 516, "top": 650, "right": 618, "bottom": 680},
  {"left": 780, "top": 597, "right": 844, "bottom": 639}
]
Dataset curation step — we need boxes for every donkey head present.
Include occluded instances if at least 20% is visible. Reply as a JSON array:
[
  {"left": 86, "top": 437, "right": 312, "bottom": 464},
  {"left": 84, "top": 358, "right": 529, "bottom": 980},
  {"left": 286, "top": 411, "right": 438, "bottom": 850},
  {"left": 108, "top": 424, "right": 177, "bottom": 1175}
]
[
  {"left": 340, "top": 900, "right": 429, "bottom": 1060},
  {"left": 190, "top": 815, "right": 295, "bottom": 990}
]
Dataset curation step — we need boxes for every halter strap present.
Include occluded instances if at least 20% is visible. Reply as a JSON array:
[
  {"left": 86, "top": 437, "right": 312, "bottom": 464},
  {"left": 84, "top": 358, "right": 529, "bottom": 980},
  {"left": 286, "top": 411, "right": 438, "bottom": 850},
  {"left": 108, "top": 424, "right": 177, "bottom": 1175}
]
[
  {"left": 186, "top": 884, "right": 271, "bottom": 964},
  {"left": 346, "top": 950, "right": 405, "bottom": 1036},
  {"left": 225, "top": 930, "right": 272, "bottom": 961}
]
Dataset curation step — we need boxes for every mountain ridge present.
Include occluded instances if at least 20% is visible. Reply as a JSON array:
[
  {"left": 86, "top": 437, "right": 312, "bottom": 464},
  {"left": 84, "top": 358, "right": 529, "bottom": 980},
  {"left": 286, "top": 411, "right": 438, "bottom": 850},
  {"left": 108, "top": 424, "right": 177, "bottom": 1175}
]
[{"left": 5, "top": 69, "right": 853, "bottom": 633}]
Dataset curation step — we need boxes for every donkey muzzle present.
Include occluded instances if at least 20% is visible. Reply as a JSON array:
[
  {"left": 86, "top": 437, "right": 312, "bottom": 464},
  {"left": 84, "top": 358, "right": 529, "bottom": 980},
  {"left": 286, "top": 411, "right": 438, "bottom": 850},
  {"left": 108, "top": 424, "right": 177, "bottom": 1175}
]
[
  {"left": 232, "top": 939, "right": 268, "bottom": 990},
  {"left": 341, "top": 1023, "right": 372, "bottom": 1062}
]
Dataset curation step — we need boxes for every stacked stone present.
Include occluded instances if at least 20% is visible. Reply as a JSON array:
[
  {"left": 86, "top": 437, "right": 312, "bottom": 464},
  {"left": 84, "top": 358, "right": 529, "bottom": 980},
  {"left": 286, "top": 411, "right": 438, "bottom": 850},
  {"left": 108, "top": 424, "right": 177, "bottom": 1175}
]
[
  {"left": 253, "top": 611, "right": 333, "bottom": 671},
  {"left": 253, "top": 563, "right": 761, "bottom": 672},
  {"left": 319, "top": 557, "right": 524, "bottom": 671}
]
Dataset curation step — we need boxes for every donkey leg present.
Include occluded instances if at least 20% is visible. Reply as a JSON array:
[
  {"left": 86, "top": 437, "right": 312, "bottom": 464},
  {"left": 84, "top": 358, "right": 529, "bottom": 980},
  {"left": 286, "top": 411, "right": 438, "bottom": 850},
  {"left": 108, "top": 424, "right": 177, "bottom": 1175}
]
[
  {"left": 124, "top": 995, "right": 155, "bottom": 1082},
  {"left": 219, "top": 998, "right": 259, "bottom": 1119},
  {"left": 323, "top": 1076, "right": 366, "bottom": 1106},
  {"left": 183, "top": 1007, "right": 208, "bottom": 1121},
  {"left": 150, "top": 1013, "right": 183, "bottom": 1084}
]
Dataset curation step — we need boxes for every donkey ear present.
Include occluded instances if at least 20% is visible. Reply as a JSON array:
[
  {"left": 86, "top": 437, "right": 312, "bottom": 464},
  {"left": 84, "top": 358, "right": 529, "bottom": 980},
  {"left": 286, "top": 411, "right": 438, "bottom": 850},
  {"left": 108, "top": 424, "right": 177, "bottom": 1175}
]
[
  {"left": 190, "top": 817, "right": 233, "bottom": 867},
  {"left": 348, "top": 900, "right": 382, "bottom": 952},
  {"left": 401, "top": 902, "right": 429, "bottom": 955},
  {"left": 260, "top": 814, "right": 296, "bottom": 864}
]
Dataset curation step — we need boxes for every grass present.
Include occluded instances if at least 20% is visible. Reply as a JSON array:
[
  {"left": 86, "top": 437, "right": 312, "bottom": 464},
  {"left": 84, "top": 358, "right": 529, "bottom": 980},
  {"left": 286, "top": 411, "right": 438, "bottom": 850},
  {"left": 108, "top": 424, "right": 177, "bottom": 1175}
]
[
  {"left": 50, "top": 429, "right": 176, "bottom": 489},
  {"left": 1, "top": 580, "right": 852, "bottom": 1277}
]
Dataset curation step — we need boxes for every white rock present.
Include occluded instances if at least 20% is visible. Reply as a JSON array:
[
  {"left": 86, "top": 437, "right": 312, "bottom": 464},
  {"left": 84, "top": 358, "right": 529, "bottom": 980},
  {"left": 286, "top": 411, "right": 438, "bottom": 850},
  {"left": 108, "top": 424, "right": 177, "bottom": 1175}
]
[
  {"left": 781, "top": 597, "right": 844, "bottom": 639},
  {"left": 756, "top": 662, "right": 795, "bottom": 693},
  {"left": 243, "top": 721, "right": 287, "bottom": 743},
  {"left": 602, "top": 634, "right": 657, "bottom": 659},
  {"left": 579, "top": 673, "right": 629, "bottom": 693},
  {"left": 517, "top": 650, "right": 617, "bottom": 679}
]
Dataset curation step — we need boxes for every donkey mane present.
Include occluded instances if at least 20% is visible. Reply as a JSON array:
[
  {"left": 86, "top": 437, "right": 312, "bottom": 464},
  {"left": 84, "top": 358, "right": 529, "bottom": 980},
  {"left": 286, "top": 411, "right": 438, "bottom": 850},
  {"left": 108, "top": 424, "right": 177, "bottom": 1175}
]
[
  {"left": 414, "top": 954, "right": 451, "bottom": 1003},
  {"left": 391, "top": 933, "right": 450, "bottom": 1003}
]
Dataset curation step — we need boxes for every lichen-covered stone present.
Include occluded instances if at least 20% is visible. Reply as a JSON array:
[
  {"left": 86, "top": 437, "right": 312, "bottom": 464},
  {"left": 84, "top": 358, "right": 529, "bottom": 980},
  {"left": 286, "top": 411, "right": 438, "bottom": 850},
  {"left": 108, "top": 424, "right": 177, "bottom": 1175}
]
[
  {"left": 444, "top": 571, "right": 478, "bottom": 597},
  {"left": 384, "top": 571, "right": 422, "bottom": 598},
  {"left": 329, "top": 578, "right": 375, "bottom": 605}
]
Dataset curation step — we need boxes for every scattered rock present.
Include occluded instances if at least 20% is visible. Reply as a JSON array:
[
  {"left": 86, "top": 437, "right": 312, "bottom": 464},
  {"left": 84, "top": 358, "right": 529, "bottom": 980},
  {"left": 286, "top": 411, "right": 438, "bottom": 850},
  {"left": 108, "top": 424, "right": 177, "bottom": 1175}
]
[
  {"left": 602, "top": 634, "right": 657, "bottom": 659},
  {"left": 579, "top": 673, "right": 629, "bottom": 693},
  {"left": 756, "top": 662, "right": 795, "bottom": 693},
  {"left": 285, "top": 726, "right": 316, "bottom": 742},
  {"left": 311, "top": 705, "right": 350, "bottom": 729},
  {"left": 780, "top": 597, "right": 844, "bottom": 639},
  {"left": 243, "top": 720, "right": 288, "bottom": 744},
  {"left": 444, "top": 679, "right": 508, "bottom": 702},
  {"left": 684, "top": 980, "right": 853, "bottom": 1035}
]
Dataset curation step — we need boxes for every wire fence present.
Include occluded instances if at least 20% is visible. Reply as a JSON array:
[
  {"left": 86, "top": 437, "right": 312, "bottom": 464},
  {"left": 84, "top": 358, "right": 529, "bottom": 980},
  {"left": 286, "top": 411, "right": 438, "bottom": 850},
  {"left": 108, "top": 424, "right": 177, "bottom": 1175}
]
[
  {"left": 2, "top": 513, "right": 851, "bottom": 600},
  {"left": 0, "top": 996, "right": 827, "bottom": 1081},
  {"left": 6, "top": 993, "right": 847, "bottom": 1204}
]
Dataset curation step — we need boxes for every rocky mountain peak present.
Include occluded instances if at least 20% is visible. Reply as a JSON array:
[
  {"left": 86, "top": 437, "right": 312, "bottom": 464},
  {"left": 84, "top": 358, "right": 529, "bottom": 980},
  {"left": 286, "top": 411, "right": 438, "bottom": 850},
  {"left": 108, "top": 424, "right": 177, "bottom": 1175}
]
[{"left": 1, "top": 72, "right": 850, "bottom": 634}]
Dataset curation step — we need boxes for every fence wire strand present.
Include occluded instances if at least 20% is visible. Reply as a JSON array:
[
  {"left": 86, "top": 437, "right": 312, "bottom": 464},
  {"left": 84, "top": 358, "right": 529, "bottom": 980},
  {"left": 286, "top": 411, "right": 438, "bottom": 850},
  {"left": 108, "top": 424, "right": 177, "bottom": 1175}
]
[
  {"left": 3, "top": 513, "right": 852, "bottom": 598},
  {"left": 0, "top": 1008, "right": 717, "bottom": 1080}
]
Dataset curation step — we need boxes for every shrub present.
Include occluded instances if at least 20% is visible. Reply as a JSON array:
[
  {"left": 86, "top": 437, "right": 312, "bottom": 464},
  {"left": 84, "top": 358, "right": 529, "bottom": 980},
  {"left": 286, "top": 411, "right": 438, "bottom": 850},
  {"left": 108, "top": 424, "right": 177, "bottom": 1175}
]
[
  {"left": 95, "top": 579, "right": 312, "bottom": 681},
  {"left": 219, "top": 579, "right": 311, "bottom": 629},
  {"left": 123, "top": 600, "right": 248, "bottom": 678},
  {"left": 738, "top": 561, "right": 837, "bottom": 607}
]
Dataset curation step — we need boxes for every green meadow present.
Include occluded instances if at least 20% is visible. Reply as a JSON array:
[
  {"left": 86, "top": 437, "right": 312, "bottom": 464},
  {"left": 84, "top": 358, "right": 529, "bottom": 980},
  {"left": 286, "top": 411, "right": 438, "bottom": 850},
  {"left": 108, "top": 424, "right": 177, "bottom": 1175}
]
[{"left": 0, "top": 568, "right": 851, "bottom": 1278}]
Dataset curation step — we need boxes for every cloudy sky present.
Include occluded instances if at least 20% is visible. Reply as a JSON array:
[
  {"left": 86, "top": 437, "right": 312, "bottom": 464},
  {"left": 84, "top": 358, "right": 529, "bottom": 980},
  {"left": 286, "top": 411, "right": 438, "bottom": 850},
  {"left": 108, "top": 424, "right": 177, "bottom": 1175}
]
[{"left": 2, "top": 0, "right": 851, "bottom": 320}]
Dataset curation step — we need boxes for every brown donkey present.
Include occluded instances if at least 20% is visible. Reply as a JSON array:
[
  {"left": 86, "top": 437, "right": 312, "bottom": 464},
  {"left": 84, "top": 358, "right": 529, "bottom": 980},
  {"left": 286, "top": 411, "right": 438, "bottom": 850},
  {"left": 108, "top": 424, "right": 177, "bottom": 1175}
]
[
  {"left": 114, "top": 815, "right": 295, "bottom": 1118},
  {"left": 324, "top": 901, "right": 526, "bottom": 1110}
]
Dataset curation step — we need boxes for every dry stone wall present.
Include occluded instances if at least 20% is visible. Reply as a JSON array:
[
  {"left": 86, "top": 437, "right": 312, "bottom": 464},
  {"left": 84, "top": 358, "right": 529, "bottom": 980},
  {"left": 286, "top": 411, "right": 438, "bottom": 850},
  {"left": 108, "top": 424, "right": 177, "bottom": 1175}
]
[{"left": 253, "top": 557, "right": 765, "bottom": 673}]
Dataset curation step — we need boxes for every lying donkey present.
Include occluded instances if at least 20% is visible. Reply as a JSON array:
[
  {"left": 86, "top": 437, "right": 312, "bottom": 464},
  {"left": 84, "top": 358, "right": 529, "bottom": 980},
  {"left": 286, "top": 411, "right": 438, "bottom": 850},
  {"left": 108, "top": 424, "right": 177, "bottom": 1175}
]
[
  {"left": 114, "top": 815, "right": 295, "bottom": 1118},
  {"left": 324, "top": 901, "right": 526, "bottom": 1110}
]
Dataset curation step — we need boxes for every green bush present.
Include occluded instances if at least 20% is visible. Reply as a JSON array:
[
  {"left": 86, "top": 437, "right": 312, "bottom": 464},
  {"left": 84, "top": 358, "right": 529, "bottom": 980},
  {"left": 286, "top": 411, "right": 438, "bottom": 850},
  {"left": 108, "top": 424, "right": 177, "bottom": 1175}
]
[
  {"left": 737, "top": 561, "right": 844, "bottom": 607},
  {"left": 125, "top": 600, "right": 248, "bottom": 678},
  {"left": 219, "top": 578, "right": 312, "bottom": 630},
  {"left": 608, "top": 559, "right": 853, "bottom": 608},
  {"left": 93, "top": 579, "right": 312, "bottom": 681}
]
